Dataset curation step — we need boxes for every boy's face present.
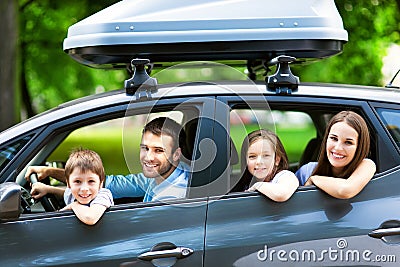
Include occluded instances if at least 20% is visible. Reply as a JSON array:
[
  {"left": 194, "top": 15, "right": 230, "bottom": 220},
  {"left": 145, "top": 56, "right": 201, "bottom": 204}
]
[{"left": 68, "top": 168, "right": 102, "bottom": 205}]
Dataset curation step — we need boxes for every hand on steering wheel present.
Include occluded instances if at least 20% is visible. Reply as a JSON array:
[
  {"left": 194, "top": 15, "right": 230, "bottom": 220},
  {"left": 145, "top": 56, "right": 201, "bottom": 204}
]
[{"left": 30, "top": 173, "right": 59, "bottom": 212}]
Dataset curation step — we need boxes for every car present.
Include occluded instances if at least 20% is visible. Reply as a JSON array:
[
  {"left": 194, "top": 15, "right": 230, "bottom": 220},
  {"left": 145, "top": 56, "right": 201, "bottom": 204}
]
[{"left": 1, "top": 0, "right": 400, "bottom": 266}]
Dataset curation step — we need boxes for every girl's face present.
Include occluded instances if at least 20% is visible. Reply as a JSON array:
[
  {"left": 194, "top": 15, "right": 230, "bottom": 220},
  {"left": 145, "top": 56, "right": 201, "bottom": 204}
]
[
  {"left": 326, "top": 121, "right": 358, "bottom": 175},
  {"left": 68, "top": 168, "right": 102, "bottom": 205},
  {"left": 246, "top": 139, "right": 279, "bottom": 181}
]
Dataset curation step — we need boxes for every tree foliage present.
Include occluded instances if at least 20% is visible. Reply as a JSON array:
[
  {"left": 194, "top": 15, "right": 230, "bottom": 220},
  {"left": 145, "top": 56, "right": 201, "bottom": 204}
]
[
  {"left": 19, "top": 0, "right": 123, "bottom": 115},
  {"left": 296, "top": 0, "right": 400, "bottom": 85},
  {"left": 14, "top": 0, "right": 400, "bottom": 117}
]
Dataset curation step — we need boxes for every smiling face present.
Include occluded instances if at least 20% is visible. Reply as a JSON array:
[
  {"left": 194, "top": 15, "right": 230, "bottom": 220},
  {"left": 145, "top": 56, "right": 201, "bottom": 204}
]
[
  {"left": 139, "top": 131, "right": 181, "bottom": 184},
  {"left": 326, "top": 121, "right": 359, "bottom": 175},
  {"left": 68, "top": 168, "right": 102, "bottom": 205},
  {"left": 246, "top": 139, "right": 279, "bottom": 182}
]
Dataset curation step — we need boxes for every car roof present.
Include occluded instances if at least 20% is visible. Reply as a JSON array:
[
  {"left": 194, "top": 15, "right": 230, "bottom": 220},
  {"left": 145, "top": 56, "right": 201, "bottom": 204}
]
[
  {"left": 63, "top": 0, "right": 348, "bottom": 68},
  {"left": 1, "top": 81, "right": 398, "bottom": 144}
]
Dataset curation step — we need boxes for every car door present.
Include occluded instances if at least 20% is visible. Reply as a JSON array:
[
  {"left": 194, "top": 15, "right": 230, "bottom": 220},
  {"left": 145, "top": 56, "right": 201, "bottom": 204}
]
[
  {"left": 203, "top": 96, "right": 400, "bottom": 266},
  {"left": 0, "top": 97, "right": 217, "bottom": 266},
  {"left": 0, "top": 200, "right": 207, "bottom": 266}
]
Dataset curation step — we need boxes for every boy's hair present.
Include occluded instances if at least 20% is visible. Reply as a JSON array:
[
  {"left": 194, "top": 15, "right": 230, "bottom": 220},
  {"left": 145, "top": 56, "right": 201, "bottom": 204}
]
[
  {"left": 64, "top": 148, "right": 105, "bottom": 183},
  {"left": 143, "top": 117, "right": 186, "bottom": 151}
]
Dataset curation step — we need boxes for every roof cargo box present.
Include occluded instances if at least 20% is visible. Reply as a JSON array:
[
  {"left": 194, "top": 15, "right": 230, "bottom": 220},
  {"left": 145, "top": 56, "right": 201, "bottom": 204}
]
[{"left": 63, "top": 0, "right": 348, "bottom": 68}]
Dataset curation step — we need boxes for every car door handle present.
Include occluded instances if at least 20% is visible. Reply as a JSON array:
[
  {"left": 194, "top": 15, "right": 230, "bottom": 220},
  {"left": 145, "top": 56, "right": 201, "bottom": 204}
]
[
  {"left": 368, "top": 227, "right": 400, "bottom": 239},
  {"left": 138, "top": 246, "right": 193, "bottom": 261}
]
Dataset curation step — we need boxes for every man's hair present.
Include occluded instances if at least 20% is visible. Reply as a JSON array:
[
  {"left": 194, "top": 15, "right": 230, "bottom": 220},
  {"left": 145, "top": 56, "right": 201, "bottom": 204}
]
[
  {"left": 64, "top": 148, "right": 105, "bottom": 183},
  {"left": 143, "top": 117, "right": 186, "bottom": 151}
]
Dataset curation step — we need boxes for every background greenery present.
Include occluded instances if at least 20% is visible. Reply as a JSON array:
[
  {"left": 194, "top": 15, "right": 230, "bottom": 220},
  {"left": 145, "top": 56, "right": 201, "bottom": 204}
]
[
  {"left": 15, "top": 0, "right": 400, "bottom": 117},
  {"left": 1, "top": 0, "right": 400, "bottom": 174}
]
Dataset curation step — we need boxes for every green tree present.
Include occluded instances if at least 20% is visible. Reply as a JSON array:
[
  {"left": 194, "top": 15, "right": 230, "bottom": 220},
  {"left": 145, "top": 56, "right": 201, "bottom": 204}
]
[
  {"left": 296, "top": 0, "right": 400, "bottom": 86},
  {"left": 19, "top": 0, "right": 122, "bottom": 116},
  {"left": 0, "top": 0, "right": 19, "bottom": 130},
  {"left": 1, "top": 0, "right": 400, "bottom": 131}
]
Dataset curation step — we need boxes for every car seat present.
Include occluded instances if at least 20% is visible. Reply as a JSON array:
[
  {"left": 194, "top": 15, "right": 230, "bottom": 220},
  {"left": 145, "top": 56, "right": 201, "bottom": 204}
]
[{"left": 299, "top": 137, "right": 322, "bottom": 167}]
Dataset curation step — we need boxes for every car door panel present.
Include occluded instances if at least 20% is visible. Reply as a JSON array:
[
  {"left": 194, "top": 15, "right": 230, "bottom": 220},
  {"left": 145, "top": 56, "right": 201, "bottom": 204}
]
[
  {"left": 204, "top": 169, "right": 400, "bottom": 266},
  {"left": 0, "top": 200, "right": 206, "bottom": 266}
]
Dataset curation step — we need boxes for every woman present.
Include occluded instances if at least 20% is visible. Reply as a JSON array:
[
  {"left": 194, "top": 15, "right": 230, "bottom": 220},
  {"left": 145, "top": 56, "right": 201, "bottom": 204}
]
[{"left": 296, "top": 111, "right": 376, "bottom": 199}]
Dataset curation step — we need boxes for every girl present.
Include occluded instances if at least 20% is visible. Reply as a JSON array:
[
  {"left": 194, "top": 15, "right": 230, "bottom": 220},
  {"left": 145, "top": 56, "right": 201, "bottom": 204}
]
[
  {"left": 296, "top": 111, "right": 376, "bottom": 199},
  {"left": 240, "top": 129, "right": 299, "bottom": 202}
]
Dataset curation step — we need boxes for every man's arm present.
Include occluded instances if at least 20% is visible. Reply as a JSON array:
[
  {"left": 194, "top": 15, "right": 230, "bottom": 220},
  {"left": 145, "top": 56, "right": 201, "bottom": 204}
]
[
  {"left": 25, "top": 166, "right": 66, "bottom": 183},
  {"left": 105, "top": 173, "right": 149, "bottom": 199}
]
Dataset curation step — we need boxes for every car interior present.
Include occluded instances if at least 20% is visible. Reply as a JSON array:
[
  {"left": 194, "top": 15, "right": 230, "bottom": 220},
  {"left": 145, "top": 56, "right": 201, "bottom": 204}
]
[{"left": 13, "top": 101, "right": 381, "bottom": 214}]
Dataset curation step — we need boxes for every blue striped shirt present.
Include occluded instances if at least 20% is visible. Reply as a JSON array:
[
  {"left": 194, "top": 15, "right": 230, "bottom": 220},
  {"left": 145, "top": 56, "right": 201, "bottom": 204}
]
[{"left": 105, "top": 161, "right": 189, "bottom": 202}]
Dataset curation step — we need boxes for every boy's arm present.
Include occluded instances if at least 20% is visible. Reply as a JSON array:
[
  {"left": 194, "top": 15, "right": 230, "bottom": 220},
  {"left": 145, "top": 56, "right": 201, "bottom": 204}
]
[
  {"left": 62, "top": 202, "right": 107, "bottom": 225},
  {"left": 31, "top": 182, "right": 65, "bottom": 199}
]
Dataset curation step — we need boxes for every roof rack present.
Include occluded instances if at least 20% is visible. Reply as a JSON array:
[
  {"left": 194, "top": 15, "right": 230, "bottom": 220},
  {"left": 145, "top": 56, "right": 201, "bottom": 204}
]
[
  {"left": 266, "top": 55, "right": 299, "bottom": 95},
  {"left": 124, "top": 59, "right": 157, "bottom": 98}
]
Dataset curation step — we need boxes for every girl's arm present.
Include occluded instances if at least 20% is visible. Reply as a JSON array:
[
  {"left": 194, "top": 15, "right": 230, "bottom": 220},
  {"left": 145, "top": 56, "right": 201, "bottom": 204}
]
[
  {"left": 307, "top": 159, "right": 376, "bottom": 199},
  {"left": 247, "top": 172, "right": 299, "bottom": 202},
  {"left": 61, "top": 202, "right": 107, "bottom": 225}
]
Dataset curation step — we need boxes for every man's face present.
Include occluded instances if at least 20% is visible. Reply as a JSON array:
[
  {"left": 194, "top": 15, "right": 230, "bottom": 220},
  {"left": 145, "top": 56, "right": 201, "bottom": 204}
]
[{"left": 139, "top": 131, "right": 180, "bottom": 183}]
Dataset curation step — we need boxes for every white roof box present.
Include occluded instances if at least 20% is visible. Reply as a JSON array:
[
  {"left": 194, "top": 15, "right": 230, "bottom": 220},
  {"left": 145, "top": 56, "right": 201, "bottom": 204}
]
[{"left": 63, "top": 0, "right": 348, "bottom": 68}]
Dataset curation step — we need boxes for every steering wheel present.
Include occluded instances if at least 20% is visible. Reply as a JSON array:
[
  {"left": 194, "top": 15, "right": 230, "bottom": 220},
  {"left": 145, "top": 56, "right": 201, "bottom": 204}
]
[{"left": 30, "top": 173, "right": 59, "bottom": 212}]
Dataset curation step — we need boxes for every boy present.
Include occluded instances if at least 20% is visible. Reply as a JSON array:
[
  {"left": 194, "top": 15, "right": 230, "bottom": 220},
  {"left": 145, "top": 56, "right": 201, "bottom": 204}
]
[{"left": 32, "top": 148, "right": 113, "bottom": 225}]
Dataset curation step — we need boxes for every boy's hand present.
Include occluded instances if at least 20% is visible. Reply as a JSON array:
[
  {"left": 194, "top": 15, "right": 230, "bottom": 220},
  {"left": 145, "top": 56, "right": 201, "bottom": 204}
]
[{"left": 30, "top": 182, "right": 51, "bottom": 199}]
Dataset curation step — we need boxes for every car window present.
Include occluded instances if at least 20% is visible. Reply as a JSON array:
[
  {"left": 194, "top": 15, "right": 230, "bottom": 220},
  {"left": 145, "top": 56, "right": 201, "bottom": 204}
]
[
  {"left": 376, "top": 108, "right": 400, "bottom": 148},
  {"left": 20, "top": 107, "right": 198, "bottom": 212},
  {"left": 229, "top": 109, "right": 315, "bottom": 192},
  {"left": 0, "top": 135, "right": 32, "bottom": 171},
  {"left": 48, "top": 111, "right": 186, "bottom": 181}
]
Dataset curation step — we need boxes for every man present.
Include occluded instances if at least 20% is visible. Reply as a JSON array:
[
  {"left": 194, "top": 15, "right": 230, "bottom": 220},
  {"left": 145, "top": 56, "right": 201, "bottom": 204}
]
[{"left": 26, "top": 117, "right": 190, "bottom": 202}]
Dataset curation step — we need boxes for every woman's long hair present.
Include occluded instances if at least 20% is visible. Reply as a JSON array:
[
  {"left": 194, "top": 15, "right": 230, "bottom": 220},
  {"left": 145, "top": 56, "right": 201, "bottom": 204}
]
[{"left": 312, "top": 111, "right": 370, "bottom": 178}]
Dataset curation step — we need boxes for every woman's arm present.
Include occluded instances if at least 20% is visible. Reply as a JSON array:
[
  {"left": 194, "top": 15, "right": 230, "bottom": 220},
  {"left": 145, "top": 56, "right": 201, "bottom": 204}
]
[
  {"left": 307, "top": 159, "right": 376, "bottom": 199},
  {"left": 61, "top": 202, "right": 107, "bottom": 225},
  {"left": 247, "top": 172, "right": 299, "bottom": 202}
]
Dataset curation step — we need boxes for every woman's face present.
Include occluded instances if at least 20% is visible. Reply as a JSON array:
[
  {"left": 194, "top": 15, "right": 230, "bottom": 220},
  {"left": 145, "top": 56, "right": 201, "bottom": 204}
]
[
  {"left": 246, "top": 139, "right": 279, "bottom": 181},
  {"left": 326, "top": 121, "right": 358, "bottom": 175}
]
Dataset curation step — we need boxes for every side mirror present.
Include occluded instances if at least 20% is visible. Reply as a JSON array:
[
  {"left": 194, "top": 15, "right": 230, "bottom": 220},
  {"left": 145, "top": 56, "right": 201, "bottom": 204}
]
[{"left": 0, "top": 182, "right": 21, "bottom": 220}]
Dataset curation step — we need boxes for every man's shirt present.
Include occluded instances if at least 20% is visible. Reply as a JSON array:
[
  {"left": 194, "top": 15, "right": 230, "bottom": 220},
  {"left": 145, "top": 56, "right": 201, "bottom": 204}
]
[{"left": 105, "top": 161, "right": 189, "bottom": 202}]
